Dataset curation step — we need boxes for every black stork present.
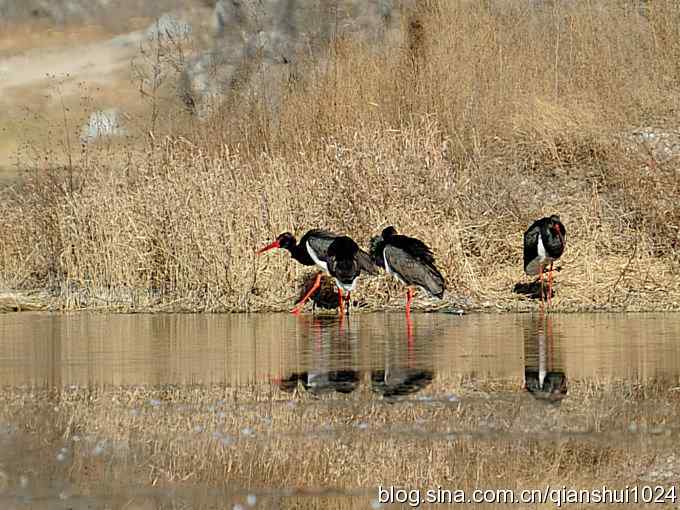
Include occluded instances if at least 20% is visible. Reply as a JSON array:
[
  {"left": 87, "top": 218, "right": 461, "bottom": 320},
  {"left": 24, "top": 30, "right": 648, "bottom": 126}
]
[
  {"left": 257, "top": 229, "right": 337, "bottom": 314},
  {"left": 370, "top": 226, "right": 446, "bottom": 315},
  {"left": 326, "top": 236, "right": 379, "bottom": 315},
  {"left": 256, "top": 229, "right": 377, "bottom": 315},
  {"left": 523, "top": 215, "right": 566, "bottom": 306}
]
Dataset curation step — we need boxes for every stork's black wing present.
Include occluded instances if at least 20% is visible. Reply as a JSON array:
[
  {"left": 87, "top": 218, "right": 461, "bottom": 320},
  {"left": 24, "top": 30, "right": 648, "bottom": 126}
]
[
  {"left": 523, "top": 222, "right": 541, "bottom": 273},
  {"left": 355, "top": 248, "right": 380, "bottom": 275},
  {"left": 384, "top": 245, "right": 445, "bottom": 298},
  {"left": 390, "top": 234, "right": 437, "bottom": 265},
  {"left": 327, "top": 236, "right": 379, "bottom": 282},
  {"left": 302, "top": 229, "right": 338, "bottom": 261}
]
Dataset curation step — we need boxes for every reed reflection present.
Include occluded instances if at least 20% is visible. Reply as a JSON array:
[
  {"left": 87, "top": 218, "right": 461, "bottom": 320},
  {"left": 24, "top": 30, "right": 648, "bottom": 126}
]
[{"left": 524, "top": 311, "right": 568, "bottom": 402}]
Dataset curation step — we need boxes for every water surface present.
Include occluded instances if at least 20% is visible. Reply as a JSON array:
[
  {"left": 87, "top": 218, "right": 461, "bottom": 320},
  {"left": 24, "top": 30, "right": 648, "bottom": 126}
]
[
  {"left": 1, "top": 312, "right": 679, "bottom": 387},
  {"left": 1, "top": 311, "right": 680, "bottom": 509}
]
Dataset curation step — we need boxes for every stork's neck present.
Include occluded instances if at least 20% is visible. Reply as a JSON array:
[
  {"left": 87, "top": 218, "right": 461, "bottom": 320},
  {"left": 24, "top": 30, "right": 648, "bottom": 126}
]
[{"left": 289, "top": 242, "right": 307, "bottom": 263}]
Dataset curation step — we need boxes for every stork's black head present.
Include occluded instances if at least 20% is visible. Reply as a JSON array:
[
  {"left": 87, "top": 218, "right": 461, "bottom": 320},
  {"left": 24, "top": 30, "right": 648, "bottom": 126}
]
[
  {"left": 256, "top": 232, "right": 297, "bottom": 254},
  {"left": 382, "top": 226, "right": 398, "bottom": 239},
  {"left": 276, "top": 232, "right": 297, "bottom": 250},
  {"left": 544, "top": 215, "right": 566, "bottom": 253},
  {"left": 548, "top": 215, "right": 565, "bottom": 240},
  {"left": 327, "top": 236, "right": 358, "bottom": 258}
]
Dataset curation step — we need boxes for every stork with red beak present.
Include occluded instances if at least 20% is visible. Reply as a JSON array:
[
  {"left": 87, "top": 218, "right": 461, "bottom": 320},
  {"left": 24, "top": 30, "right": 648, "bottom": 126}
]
[{"left": 257, "top": 229, "right": 377, "bottom": 315}]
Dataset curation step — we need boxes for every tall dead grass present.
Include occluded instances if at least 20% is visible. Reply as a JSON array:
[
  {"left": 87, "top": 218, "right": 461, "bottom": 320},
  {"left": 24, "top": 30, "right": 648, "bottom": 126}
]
[{"left": 1, "top": 0, "right": 680, "bottom": 311}]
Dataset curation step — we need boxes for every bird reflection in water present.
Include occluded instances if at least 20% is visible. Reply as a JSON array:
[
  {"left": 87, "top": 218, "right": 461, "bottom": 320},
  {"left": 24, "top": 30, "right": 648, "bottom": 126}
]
[
  {"left": 275, "top": 315, "right": 360, "bottom": 396},
  {"left": 524, "top": 311, "right": 568, "bottom": 402},
  {"left": 274, "top": 314, "right": 434, "bottom": 399},
  {"left": 371, "top": 313, "right": 434, "bottom": 399},
  {"left": 304, "top": 313, "right": 359, "bottom": 395}
]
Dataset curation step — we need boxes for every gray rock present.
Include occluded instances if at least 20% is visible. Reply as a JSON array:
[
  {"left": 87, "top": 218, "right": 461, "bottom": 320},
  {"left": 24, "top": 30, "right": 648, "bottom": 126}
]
[
  {"left": 182, "top": 0, "right": 408, "bottom": 117},
  {"left": 146, "top": 13, "right": 192, "bottom": 42},
  {"left": 180, "top": 51, "right": 241, "bottom": 119},
  {"left": 81, "top": 109, "right": 125, "bottom": 142},
  {"left": 625, "top": 127, "right": 680, "bottom": 165}
]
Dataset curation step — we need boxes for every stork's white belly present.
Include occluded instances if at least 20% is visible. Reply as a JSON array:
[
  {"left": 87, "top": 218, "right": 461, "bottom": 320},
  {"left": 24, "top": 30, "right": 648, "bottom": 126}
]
[
  {"left": 306, "top": 242, "right": 329, "bottom": 273},
  {"left": 526, "top": 236, "right": 555, "bottom": 275},
  {"left": 334, "top": 278, "right": 357, "bottom": 292}
]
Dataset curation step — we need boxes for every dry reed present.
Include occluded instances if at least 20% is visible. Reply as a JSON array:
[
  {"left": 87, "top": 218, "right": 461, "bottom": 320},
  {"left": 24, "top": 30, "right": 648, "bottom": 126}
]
[
  {"left": 1, "top": 0, "right": 679, "bottom": 312},
  {"left": 1, "top": 379, "right": 679, "bottom": 508}
]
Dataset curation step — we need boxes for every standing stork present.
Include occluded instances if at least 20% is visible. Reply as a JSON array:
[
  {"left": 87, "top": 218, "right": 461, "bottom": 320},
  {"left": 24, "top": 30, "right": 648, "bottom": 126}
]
[
  {"left": 523, "top": 215, "right": 566, "bottom": 306},
  {"left": 326, "top": 236, "right": 379, "bottom": 315},
  {"left": 370, "top": 226, "right": 446, "bottom": 315},
  {"left": 256, "top": 229, "right": 376, "bottom": 315}
]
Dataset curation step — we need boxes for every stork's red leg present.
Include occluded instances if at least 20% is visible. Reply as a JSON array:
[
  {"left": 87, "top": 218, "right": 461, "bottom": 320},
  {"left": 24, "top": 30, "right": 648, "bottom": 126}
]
[
  {"left": 406, "top": 310, "right": 414, "bottom": 354},
  {"left": 547, "top": 262, "right": 554, "bottom": 307},
  {"left": 292, "top": 272, "right": 321, "bottom": 315},
  {"left": 338, "top": 288, "right": 344, "bottom": 316},
  {"left": 547, "top": 310, "right": 553, "bottom": 366},
  {"left": 539, "top": 265, "right": 545, "bottom": 308},
  {"left": 406, "top": 288, "right": 414, "bottom": 316},
  {"left": 345, "top": 291, "right": 351, "bottom": 316}
]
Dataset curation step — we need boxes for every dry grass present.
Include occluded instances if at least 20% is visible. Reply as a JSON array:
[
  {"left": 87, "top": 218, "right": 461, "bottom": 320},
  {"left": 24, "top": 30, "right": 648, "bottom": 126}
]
[
  {"left": 0, "top": 290, "right": 51, "bottom": 312},
  {"left": 1, "top": 379, "right": 679, "bottom": 507},
  {"left": 0, "top": 3, "right": 213, "bottom": 176},
  {"left": 1, "top": 0, "right": 680, "bottom": 312}
]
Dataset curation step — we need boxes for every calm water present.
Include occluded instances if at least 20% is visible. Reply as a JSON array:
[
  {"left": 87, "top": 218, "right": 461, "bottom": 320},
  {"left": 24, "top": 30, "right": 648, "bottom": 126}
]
[
  {"left": 1, "top": 312, "right": 680, "bottom": 509},
  {"left": 1, "top": 312, "right": 680, "bottom": 388}
]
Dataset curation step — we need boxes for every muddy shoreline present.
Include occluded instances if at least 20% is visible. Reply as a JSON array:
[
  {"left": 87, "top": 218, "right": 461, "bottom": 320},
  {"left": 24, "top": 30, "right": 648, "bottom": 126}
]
[{"left": 2, "top": 288, "right": 679, "bottom": 314}]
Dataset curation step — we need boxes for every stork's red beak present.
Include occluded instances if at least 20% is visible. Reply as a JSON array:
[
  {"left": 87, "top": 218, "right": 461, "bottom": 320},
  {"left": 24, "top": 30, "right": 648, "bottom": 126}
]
[
  {"left": 554, "top": 224, "right": 564, "bottom": 245},
  {"left": 256, "top": 240, "right": 280, "bottom": 254}
]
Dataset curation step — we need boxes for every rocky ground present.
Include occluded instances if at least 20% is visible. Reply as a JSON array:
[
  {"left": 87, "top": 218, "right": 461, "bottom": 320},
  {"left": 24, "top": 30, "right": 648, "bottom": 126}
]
[
  {"left": 2, "top": 0, "right": 675, "bottom": 178},
  {"left": 0, "top": 0, "right": 409, "bottom": 179}
]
